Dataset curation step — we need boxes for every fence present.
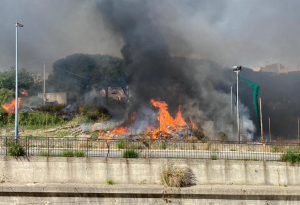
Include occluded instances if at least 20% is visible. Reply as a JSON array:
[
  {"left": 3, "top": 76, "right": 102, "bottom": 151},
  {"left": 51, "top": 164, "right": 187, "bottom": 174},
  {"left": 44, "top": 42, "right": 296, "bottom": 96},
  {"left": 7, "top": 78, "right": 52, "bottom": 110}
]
[{"left": 1, "top": 136, "right": 300, "bottom": 161}]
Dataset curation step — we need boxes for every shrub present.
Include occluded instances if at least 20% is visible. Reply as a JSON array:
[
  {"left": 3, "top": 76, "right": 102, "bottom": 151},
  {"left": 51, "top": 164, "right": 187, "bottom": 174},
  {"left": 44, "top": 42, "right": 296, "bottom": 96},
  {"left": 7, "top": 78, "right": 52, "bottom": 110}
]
[
  {"left": 75, "top": 150, "right": 85, "bottom": 157},
  {"left": 7, "top": 141, "right": 26, "bottom": 157},
  {"left": 280, "top": 148, "right": 300, "bottom": 164},
  {"left": 106, "top": 179, "right": 115, "bottom": 185},
  {"left": 116, "top": 140, "right": 127, "bottom": 149},
  {"left": 36, "top": 104, "right": 67, "bottom": 113},
  {"left": 211, "top": 154, "right": 218, "bottom": 160},
  {"left": 78, "top": 105, "right": 110, "bottom": 121},
  {"left": 62, "top": 150, "right": 74, "bottom": 157},
  {"left": 219, "top": 132, "right": 228, "bottom": 141},
  {"left": 192, "top": 128, "right": 207, "bottom": 140},
  {"left": 270, "top": 145, "right": 280, "bottom": 153},
  {"left": 160, "top": 142, "right": 167, "bottom": 150},
  {"left": 38, "top": 151, "right": 49, "bottom": 156},
  {"left": 160, "top": 163, "right": 196, "bottom": 187},
  {"left": 122, "top": 149, "right": 139, "bottom": 158}
]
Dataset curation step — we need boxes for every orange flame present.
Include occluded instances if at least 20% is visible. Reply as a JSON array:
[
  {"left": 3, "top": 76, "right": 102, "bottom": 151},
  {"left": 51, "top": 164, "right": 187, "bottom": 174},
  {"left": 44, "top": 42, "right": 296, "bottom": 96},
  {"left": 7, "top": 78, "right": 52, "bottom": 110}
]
[
  {"left": 1, "top": 98, "right": 21, "bottom": 113},
  {"left": 150, "top": 99, "right": 187, "bottom": 139},
  {"left": 21, "top": 89, "right": 28, "bottom": 96},
  {"left": 110, "top": 127, "right": 129, "bottom": 134},
  {"left": 189, "top": 117, "right": 198, "bottom": 129}
]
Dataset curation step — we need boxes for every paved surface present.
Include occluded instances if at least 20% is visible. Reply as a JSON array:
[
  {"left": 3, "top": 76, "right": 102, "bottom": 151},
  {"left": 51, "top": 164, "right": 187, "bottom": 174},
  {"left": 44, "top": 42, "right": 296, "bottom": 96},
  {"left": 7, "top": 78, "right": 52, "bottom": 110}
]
[{"left": 0, "top": 183, "right": 299, "bottom": 205}]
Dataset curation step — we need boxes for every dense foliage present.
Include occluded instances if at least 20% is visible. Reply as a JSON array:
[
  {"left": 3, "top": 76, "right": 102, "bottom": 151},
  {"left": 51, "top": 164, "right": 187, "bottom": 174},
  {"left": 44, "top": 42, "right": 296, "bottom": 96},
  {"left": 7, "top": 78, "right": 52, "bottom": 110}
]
[
  {"left": 50, "top": 54, "right": 127, "bottom": 103},
  {"left": 0, "top": 67, "right": 34, "bottom": 91}
]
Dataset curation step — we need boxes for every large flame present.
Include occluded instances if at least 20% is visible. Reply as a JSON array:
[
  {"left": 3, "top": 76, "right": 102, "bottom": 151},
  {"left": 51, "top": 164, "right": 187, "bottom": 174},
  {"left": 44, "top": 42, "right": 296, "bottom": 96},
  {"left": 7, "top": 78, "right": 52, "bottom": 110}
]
[
  {"left": 2, "top": 98, "right": 21, "bottom": 113},
  {"left": 97, "top": 100, "right": 196, "bottom": 140},
  {"left": 150, "top": 99, "right": 187, "bottom": 139}
]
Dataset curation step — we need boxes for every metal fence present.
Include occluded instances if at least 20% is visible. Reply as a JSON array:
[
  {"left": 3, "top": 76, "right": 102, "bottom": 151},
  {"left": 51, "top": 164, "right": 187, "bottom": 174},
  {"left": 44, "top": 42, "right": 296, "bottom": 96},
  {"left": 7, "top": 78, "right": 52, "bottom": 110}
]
[{"left": 0, "top": 136, "right": 299, "bottom": 161}]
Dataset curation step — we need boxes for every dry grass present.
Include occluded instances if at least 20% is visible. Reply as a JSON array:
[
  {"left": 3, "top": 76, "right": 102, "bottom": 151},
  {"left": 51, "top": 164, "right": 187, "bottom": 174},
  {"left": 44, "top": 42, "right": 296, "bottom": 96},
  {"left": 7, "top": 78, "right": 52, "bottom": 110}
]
[{"left": 160, "top": 163, "right": 196, "bottom": 187}]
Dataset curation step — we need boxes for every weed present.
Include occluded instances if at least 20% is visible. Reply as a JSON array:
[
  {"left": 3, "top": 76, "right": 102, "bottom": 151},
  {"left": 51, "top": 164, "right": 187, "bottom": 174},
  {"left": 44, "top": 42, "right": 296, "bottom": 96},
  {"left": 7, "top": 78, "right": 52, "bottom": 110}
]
[
  {"left": 122, "top": 149, "right": 139, "bottom": 158},
  {"left": 62, "top": 150, "right": 74, "bottom": 157},
  {"left": 38, "top": 151, "right": 49, "bottom": 156},
  {"left": 75, "top": 150, "right": 85, "bottom": 157},
  {"left": 160, "top": 163, "right": 196, "bottom": 187},
  {"left": 116, "top": 140, "right": 127, "bottom": 149},
  {"left": 7, "top": 141, "right": 26, "bottom": 157},
  {"left": 219, "top": 132, "right": 228, "bottom": 141},
  {"left": 230, "top": 148, "right": 236, "bottom": 151},
  {"left": 280, "top": 148, "right": 300, "bottom": 164},
  {"left": 204, "top": 143, "right": 211, "bottom": 150},
  {"left": 284, "top": 184, "right": 287, "bottom": 187},
  {"left": 270, "top": 145, "right": 279, "bottom": 153},
  {"left": 160, "top": 142, "right": 167, "bottom": 150},
  {"left": 106, "top": 179, "right": 115, "bottom": 185},
  {"left": 210, "top": 154, "right": 218, "bottom": 160}
]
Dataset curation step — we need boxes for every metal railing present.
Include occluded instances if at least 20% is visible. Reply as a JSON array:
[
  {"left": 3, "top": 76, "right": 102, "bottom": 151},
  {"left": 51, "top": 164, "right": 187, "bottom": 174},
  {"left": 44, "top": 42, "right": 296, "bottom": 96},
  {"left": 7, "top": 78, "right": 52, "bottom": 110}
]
[{"left": 0, "top": 136, "right": 299, "bottom": 161}]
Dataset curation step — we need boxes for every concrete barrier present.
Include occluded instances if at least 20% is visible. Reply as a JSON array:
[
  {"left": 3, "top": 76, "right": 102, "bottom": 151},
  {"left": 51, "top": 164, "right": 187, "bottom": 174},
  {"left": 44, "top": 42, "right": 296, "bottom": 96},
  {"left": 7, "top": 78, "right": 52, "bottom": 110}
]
[{"left": 0, "top": 156, "right": 299, "bottom": 186}]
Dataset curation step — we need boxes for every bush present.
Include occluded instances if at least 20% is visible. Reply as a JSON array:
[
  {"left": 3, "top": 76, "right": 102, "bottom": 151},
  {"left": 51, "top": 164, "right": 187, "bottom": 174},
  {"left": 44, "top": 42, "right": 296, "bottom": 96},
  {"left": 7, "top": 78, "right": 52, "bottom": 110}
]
[
  {"left": 38, "top": 151, "right": 49, "bottom": 156},
  {"left": 106, "top": 179, "right": 115, "bottom": 185},
  {"left": 219, "top": 132, "right": 228, "bottom": 141},
  {"left": 116, "top": 140, "right": 127, "bottom": 149},
  {"left": 36, "top": 104, "right": 67, "bottom": 113},
  {"left": 192, "top": 128, "right": 207, "bottom": 140},
  {"left": 280, "top": 148, "right": 300, "bottom": 164},
  {"left": 75, "top": 150, "right": 85, "bottom": 157},
  {"left": 62, "top": 150, "right": 74, "bottom": 157},
  {"left": 78, "top": 105, "right": 110, "bottom": 121},
  {"left": 7, "top": 141, "right": 26, "bottom": 157},
  {"left": 160, "top": 142, "right": 167, "bottom": 150},
  {"left": 211, "top": 154, "right": 218, "bottom": 160},
  {"left": 122, "top": 149, "right": 139, "bottom": 158},
  {"left": 160, "top": 163, "right": 196, "bottom": 187}
]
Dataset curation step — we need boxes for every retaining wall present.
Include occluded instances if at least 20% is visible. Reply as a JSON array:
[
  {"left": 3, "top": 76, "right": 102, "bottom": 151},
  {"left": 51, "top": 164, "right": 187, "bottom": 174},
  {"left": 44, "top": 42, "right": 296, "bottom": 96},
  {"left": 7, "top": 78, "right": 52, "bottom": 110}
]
[{"left": 0, "top": 156, "right": 298, "bottom": 186}]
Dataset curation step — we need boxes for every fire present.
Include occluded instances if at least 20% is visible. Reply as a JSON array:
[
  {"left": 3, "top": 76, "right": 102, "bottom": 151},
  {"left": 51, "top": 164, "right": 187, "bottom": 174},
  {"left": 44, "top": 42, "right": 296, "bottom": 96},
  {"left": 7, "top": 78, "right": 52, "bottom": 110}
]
[
  {"left": 21, "top": 89, "right": 28, "bottom": 96},
  {"left": 99, "top": 100, "right": 193, "bottom": 140},
  {"left": 110, "top": 126, "right": 129, "bottom": 134},
  {"left": 189, "top": 117, "right": 198, "bottom": 129},
  {"left": 150, "top": 99, "right": 187, "bottom": 139},
  {"left": 2, "top": 98, "right": 21, "bottom": 113}
]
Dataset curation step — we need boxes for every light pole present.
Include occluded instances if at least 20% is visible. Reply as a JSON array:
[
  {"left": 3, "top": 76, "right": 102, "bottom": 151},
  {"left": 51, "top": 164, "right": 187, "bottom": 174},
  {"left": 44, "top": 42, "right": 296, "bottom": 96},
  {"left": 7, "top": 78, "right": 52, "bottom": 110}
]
[
  {"left": 15, "top": 22, "right": 23, "bottom": 143},
  {"left": 233, "top": 66, "right": 242, "bottom": 143}
]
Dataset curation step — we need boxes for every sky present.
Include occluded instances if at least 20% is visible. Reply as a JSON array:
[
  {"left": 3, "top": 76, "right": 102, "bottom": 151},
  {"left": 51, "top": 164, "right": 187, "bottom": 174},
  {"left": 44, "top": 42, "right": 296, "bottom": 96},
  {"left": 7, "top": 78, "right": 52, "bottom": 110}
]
[{"left": 1, "top": 0, "right": 300, "bottom": 74}]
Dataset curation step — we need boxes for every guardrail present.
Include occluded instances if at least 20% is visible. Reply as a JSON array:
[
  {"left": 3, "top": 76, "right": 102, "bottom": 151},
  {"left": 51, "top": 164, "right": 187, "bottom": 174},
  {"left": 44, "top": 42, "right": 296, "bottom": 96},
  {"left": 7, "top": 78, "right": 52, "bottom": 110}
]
[{"left": 0, "top": 136, "right": 299, "bottom": 161}]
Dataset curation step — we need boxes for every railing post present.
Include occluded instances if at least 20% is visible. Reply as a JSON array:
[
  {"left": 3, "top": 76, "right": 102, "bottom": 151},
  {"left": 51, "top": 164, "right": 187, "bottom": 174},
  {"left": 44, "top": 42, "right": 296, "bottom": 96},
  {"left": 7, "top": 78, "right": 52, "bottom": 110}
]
[
  {"left": 47, "top": 137, "right": 49, "bottom": 157},
  {"left": 5, "top": 136, "right": 7, "bottom": 156},
  {"left": 86, "top": 140, "right": 88, "bottom": 157}
]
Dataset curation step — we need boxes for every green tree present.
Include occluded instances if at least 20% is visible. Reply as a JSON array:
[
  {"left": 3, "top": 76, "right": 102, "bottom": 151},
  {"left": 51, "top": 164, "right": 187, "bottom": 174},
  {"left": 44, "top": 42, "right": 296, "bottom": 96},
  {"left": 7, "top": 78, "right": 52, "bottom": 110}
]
[
  {"left": 0, "top": 67, "right": 34, "bottom": 91},
  {"left": 51, "top": 54, "right": 127, "bottom": 104}
]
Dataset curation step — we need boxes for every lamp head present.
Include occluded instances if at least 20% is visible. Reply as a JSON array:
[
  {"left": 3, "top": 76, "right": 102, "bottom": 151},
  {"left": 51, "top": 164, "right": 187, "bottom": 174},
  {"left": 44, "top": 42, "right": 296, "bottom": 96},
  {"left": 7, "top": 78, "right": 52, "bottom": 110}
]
[
  {"left": 16, "top": 22, "right": 24, "bottom": 27},
  {"left": 233, "top": 66, "right": 242, "bottom": 72}
]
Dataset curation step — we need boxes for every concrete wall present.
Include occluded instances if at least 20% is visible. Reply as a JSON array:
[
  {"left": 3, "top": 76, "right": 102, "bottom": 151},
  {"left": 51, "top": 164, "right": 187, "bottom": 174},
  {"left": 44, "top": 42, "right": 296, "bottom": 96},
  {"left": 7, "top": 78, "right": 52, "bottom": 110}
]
[{"left": 0, "top": 156, "right": 299, "bottom": 186}]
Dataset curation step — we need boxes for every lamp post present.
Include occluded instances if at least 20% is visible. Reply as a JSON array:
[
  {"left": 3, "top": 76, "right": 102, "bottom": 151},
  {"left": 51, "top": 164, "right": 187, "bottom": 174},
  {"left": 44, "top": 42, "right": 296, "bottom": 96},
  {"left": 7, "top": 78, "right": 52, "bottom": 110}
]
[
  {"left": 15, "top": 22, "right": 23, "bottom": 143},
  {"left": 233, "top": 66, "right": 242, "bottom": 143}
]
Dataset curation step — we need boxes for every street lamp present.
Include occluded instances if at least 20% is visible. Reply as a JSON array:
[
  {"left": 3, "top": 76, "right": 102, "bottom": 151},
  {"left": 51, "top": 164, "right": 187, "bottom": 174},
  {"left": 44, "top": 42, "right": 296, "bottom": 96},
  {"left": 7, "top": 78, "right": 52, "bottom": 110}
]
[
  {"left": 15, "top": 22, "right": 23, "bottom": 143},
  {"left": 233, "top": 65, "right": 242, "bottom": 143}
]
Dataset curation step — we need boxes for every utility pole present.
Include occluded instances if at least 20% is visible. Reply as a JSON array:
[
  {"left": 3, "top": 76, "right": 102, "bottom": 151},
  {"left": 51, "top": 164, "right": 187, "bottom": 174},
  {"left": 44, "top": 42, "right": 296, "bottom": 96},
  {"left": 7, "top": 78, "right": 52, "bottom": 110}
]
[
  {"left": 260, "top": 97, "right": 263, "bottom": 142},
  {"left": 231, "top": 86, "right": 233, "bottom": 117},
  {"left": 233, "top": 66, "right": 242, "bottom": 143},
  {"left": 44, "top": 63, "right": 46, "bottom": 105},
  {"left": 269, "top": 117, "right": 271, "bottom": 142},
  {"left": 15, "top": 22, "right": 23, "bottom": 143}
]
